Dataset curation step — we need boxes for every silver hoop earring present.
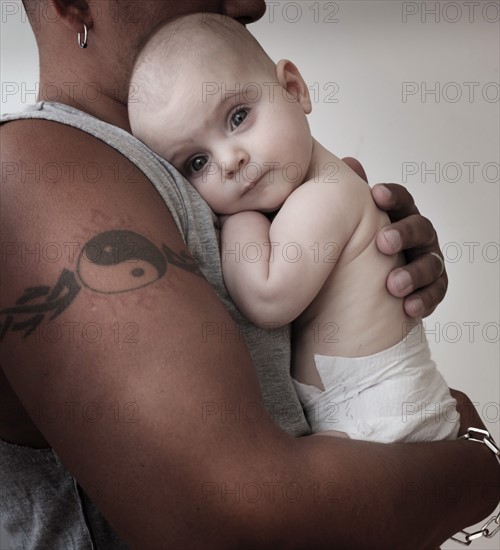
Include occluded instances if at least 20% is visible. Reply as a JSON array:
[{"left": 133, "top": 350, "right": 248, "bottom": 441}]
[{"left": 77, "top": 24, "right": 88, "bottom": 49}]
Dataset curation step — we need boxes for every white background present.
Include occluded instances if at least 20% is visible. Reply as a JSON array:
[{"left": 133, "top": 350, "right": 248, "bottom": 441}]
[{"left": 1, "top": 1, "right": 499, "bottom": 548}]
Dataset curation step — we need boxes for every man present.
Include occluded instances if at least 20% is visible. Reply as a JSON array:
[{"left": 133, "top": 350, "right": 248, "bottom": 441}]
[{"left": 1, "top": 1, "right": 498, "bottom": 548}]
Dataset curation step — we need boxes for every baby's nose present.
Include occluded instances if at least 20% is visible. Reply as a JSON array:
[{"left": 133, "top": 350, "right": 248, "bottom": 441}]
[{"left": 224, "top": 149, "right": 249, "bottom": 180}]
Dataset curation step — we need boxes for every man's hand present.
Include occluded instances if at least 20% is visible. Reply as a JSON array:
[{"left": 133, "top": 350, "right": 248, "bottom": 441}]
[
  {"left": 449, "top": 388, "right": 487, "bottom": 437},
  {"left": 342, "top": 157, "right": 447, "bottom": 318},
  {"left": 372, "top": 183, "right": 447, "bottom": 318}
]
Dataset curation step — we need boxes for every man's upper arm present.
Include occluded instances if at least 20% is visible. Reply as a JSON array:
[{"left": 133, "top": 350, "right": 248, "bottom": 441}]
[
  {"left": 3, "top": 123, "right": 497, "bottom": 549},
  {"left": 0, "top": 121, "right": 286, "bottom": 546}
]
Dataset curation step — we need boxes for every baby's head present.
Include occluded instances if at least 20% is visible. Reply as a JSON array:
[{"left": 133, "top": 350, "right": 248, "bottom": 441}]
[{"left": 129, "top": 13, "right": 313, "bottom": 214}]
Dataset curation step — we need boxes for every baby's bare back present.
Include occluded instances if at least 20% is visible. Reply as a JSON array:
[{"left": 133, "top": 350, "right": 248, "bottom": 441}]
[{"left": 291, "top": 148, "right": 413, "bottom": 388}]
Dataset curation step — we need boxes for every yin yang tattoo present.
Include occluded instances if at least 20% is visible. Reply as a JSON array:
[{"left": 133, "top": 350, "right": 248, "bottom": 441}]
[
  {"left": 0, "top": 230, "right": 202, "bottom": 341},
  {"left": 78, "top": 230, "right": 168, "bottom": 294}
]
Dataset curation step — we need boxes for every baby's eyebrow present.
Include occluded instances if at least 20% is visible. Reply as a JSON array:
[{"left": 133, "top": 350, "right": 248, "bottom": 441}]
[
  {"left": 221, "top": 91, "right": 243, "bottom": 104},
  {"left": 168, "top": 91, "right": 247, "bottom": 166}
]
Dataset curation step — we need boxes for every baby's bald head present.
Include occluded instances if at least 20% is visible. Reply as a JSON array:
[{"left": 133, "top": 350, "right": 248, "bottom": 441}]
[{"left": 129, "top": 13, "right": 276, "bottom": 147}]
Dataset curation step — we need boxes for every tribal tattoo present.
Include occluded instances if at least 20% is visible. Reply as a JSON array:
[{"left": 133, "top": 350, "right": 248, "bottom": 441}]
[{"left": 0, "top": 230, "right": 202, "bottom": 341}]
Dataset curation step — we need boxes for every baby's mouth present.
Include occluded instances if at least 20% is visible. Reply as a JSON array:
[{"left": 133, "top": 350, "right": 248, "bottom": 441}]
[
  {"left": 243, "top": 180, "right": 257, "bottom": 193},
  {"left": 243, "top": 171, "right": 266, "bottom": 194}
]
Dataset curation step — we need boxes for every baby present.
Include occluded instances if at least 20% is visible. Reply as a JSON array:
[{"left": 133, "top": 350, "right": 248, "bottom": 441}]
[{"left": 128, "top": 13, "right": 459, "bottom": 442}]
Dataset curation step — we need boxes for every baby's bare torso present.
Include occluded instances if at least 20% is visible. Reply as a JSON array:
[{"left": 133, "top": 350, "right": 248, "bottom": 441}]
[{"left": 290, "top": 145, "right": 413, "bottom": 389}]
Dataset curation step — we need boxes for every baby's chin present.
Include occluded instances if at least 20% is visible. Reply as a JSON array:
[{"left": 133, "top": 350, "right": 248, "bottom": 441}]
[
  {"left": 258, "top": 204, "right": 283, "bottom": 214},
  {"left": 219, "top": 203, "right": 284, "bottom": 216},
  {"left": 258, "top": 195, "right": 290, "bottom": 213}
]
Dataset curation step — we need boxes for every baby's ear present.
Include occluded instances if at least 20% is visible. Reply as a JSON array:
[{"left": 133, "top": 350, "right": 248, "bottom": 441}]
[{"left": 276, "top": 59, "right": 312, "bottom": 114}]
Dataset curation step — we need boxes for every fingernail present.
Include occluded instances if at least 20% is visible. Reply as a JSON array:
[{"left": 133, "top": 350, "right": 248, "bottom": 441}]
[
  {"left": 375, "top": 184, "right": 391, "bottom": 199},
  {"left": 393, "top": 270, "right": 413, "bottom": 294},
  {"left": 407, "top": 297, "right": 424, "bottom": 317},
  {"left": 383, "top": 229, "right": 402, "bottom": 251}
]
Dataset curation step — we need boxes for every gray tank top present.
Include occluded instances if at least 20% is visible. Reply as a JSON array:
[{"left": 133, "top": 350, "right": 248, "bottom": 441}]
[{"left": 0, "top": 102, "right": 310, "bottom": 549}]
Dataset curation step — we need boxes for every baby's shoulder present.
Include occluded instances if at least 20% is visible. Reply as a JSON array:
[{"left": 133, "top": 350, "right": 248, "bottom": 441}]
[{"left": 295, "top": 161, "right": 373, "bottom": 205}]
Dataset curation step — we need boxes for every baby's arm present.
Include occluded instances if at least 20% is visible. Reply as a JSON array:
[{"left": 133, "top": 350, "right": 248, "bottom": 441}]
[
  {"left": 220, "top": 210, "right": 296, "bottom": 327},
  {"left": 220, "top": 177, "right": 363, "bottom": 327}
]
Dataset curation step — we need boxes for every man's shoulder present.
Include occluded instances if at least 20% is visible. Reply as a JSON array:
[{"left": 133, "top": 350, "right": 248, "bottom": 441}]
[
  {"left": 0, "top": 116, "right": 175, "bottom": 253},
  {"left": 2, "top": 117, "right": 125, "bottom": 163},
  {"left": 1, "top": 117, "right": 150, "bottom": 208}
]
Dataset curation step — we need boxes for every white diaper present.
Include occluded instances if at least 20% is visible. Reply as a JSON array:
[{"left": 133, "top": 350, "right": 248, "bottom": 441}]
[{"left": 292, "top": 323, "right": 460, "bottom": 442}]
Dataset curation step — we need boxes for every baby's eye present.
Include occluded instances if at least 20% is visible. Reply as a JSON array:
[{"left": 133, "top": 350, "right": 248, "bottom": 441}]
[
  {"left": 230, "top": 108, "right": 248, "bottom": 129},
  {"left": 187, "top": 155, "right": 208, "bottom": 173}
]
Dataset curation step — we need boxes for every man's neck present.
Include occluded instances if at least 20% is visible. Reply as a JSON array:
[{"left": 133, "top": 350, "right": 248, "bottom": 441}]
[{"left": 37, "top": 75, "right": 132, "bottom": 132}]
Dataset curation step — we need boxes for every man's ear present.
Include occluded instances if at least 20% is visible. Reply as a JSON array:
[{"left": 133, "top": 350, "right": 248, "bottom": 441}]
[
  {"left": 276, "top": 59, "right": 312, "bottom": 114},
  {"left": 51, "top": 0, "right": 93, "bottom": 33}
]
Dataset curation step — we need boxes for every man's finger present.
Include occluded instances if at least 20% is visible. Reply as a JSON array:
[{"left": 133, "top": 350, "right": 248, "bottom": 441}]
[
  {"left": 402, "top": 277, "right": 448, "bottom": 318},
  {"left": 376, "top": 214, "right": 436, "bottom": 255},
  {"left": 386, "top": 252, "right": 446, "bottom": 297},
  {"left": 371, "top": 183, "right": 419, "bottom": 220}
]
